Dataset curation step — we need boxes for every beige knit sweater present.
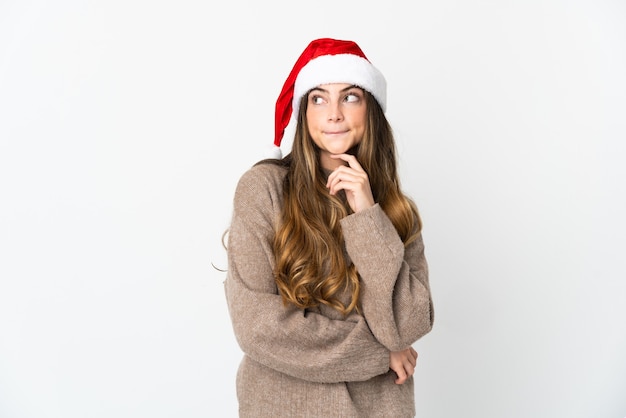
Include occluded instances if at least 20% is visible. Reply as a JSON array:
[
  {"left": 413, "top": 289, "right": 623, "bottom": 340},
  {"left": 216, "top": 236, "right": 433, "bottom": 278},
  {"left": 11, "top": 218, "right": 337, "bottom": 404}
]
[{"left": 224, "top": 163, "right": 434, "bottom": 418}]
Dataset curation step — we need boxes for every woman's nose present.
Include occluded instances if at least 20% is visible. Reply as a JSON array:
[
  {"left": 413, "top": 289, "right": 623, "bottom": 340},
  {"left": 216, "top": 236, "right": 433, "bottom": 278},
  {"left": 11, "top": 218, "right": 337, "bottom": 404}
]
[{"left": 327, "top": 102, "right": 344, "bottom": 121}]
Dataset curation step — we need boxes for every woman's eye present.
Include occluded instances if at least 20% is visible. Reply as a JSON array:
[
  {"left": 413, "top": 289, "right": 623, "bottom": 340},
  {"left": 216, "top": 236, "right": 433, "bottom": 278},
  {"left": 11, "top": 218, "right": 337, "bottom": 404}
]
[
  {"left": 311, "top": 95, "right": 324, "bottom": 105},
  {"left": 345, "top": 93, "right": 360, "bottom": 103}
]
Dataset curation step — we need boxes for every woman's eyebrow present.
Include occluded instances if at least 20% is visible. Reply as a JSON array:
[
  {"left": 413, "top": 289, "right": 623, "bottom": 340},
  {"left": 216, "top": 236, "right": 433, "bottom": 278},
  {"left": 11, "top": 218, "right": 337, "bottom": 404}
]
[
  {"left": 309, "top": 87, "right": 327, "bottom": 94},
  {"left": 341, "top": 84, "right": 360, "bottom": 92}
]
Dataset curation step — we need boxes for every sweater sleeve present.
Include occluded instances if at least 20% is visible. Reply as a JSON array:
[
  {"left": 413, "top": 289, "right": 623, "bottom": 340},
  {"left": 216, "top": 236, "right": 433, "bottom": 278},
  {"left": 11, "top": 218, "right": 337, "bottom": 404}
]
[
  {"left": 223, "top": 165, "right": 390, "bottom": 384},
  {"left": 340, "top": 204, "right": 434, "bottom": 352}
]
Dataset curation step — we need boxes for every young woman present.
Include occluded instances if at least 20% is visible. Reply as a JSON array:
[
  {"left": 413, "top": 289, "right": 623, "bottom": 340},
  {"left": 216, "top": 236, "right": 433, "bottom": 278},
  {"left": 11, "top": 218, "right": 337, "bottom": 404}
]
[{"left": 224, "top": 38, "right": 434, "bottom": 417}]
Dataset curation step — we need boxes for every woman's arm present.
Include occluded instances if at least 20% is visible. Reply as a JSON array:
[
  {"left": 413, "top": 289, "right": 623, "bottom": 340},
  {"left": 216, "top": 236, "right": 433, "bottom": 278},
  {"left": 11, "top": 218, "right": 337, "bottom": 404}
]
[
  {"left": 340, "top": 204, "right": 434, "bottom": 351},
  {"left": 224, "top": 165, "right": 390, "bottom": 384}
]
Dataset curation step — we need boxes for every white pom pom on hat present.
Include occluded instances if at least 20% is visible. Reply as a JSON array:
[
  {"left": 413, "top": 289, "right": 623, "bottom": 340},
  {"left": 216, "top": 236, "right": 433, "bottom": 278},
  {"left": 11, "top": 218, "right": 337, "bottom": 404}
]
[{"left": 269, "top": 38, "right": 387, "bottom": 159}]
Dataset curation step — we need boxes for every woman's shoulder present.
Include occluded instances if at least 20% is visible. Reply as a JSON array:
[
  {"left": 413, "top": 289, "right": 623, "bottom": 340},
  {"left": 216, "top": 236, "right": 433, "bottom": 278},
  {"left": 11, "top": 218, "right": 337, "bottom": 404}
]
[
  {"left": 239, "top": 161, "right": 287, "bottom": 185},
  {"left": 235, "top": 161, "right": 288, "bottom": 200}
]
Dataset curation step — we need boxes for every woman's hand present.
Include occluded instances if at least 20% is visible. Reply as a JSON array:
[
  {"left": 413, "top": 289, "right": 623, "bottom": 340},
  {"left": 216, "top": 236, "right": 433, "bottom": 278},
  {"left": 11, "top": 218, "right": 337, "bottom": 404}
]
[
  {"left": 326, "top": 154, "right": 375, "bottom": 212},
  {"left": 389, "top": 347, "right": 418, "bottom": 385}
]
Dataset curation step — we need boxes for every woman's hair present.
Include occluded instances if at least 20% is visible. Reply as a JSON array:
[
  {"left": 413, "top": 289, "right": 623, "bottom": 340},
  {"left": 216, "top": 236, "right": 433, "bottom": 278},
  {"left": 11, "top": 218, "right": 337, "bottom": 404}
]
[{"left": 258, "top": 90, "right": 421, "bottom": 315}]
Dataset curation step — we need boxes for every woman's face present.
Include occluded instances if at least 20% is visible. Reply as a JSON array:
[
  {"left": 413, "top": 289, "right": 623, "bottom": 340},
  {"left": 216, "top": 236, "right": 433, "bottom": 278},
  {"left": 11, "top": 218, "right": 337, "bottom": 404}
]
[{"left": 305, "top": 83, "right": 367, "bottom": 170}]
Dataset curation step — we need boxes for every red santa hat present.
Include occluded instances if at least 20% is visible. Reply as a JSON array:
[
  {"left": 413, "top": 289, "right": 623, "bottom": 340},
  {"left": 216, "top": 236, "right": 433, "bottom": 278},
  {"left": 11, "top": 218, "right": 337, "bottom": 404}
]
[{"left": 270, "top": 38, "right": 387, "bottom": 159}]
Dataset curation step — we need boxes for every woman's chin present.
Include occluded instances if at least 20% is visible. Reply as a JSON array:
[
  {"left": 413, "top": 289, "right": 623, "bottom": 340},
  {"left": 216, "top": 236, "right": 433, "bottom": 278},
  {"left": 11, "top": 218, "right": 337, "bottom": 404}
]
[{"left": 326, "top": 145, "right": 354, "bottom": 156}]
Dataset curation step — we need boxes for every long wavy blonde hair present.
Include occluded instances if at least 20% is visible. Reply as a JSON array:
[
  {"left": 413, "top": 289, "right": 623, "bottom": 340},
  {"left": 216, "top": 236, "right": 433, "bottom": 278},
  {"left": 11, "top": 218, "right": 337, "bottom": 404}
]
[{"left": 258, "top": 91, "right": 421, "bottom": 315}]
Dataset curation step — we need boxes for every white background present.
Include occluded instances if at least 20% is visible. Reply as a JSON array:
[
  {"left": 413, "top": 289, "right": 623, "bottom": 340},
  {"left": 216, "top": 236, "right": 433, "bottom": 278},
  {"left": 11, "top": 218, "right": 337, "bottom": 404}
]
[{"left": 1, "top": 0, "right": 625, "bottom": 417}]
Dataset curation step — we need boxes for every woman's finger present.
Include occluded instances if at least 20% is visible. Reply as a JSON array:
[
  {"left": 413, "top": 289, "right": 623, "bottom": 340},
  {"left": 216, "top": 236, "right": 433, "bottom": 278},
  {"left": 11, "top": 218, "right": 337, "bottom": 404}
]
[{"left": 329, "top": 153, "right": 364, "bottom": 171}]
